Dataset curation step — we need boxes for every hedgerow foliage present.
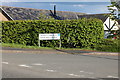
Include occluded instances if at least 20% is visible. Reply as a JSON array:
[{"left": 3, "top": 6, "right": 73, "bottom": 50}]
[
  {"left": 95, "top": 39, "right": 119, "bottom": 52},
  {"left": 2, "top": 18, "right": 104, "bottom": 48}
]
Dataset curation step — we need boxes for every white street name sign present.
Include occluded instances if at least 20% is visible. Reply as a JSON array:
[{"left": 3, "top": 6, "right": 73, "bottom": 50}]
[{"left": 39, "top": 33, "right": 60, "bottom": 40}]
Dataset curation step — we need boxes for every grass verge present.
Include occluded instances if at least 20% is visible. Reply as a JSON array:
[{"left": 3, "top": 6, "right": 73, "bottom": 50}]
[
  {"left": 1, "top": 42, "right": 119, "bottom": 53},
  {"left": 1, "top": 43, "right": 54, "bottom": 50},
  {"left": 1, "top": 43, "right": 96, "bottom": 51}
]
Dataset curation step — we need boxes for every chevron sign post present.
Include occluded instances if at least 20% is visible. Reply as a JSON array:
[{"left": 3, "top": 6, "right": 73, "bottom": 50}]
[{"left": 104, "top": 17, "right": 116, "bottom": 31}]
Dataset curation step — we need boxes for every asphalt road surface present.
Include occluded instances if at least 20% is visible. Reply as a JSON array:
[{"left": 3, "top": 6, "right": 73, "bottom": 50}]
[{"left": 1, "top": 47, "right": 118, "bottom": 79}]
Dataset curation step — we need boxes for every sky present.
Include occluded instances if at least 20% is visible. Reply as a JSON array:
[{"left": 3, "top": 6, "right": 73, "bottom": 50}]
[{"left": 1, "top": 0, "right": 110, "bottom": 2}]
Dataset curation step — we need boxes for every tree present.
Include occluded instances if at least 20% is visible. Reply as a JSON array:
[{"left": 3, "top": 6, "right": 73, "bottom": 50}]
[
  {"left": 107, "top": 0, "right": 120, "bottom": 39},
  {"left": 108, "top": 0, "right": 120, "bottom": 19}
]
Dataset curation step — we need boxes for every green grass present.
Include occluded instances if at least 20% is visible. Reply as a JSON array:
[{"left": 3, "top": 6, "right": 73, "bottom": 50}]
[
  {"left": 1, "top": 43, "right": 96, "bottom": 51},
  {"left": 1, "top": 42, "right": 119, "bottom": 52},
  {"left": 1, "top": 43, "right": 54, "bottom": 50}
]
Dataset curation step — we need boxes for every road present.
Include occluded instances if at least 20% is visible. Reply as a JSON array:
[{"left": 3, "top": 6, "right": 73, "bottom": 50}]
[{"left": 1, "top": 47, "right": 119, "bottom": 79}]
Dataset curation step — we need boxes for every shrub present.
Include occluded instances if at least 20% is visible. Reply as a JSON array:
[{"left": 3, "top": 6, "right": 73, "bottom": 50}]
[
  {"left": 2, "top": 18, "right": 104, "bottom": 48},
  {"left": 95, "top": 39, "right": 120, "bottom": 52}
]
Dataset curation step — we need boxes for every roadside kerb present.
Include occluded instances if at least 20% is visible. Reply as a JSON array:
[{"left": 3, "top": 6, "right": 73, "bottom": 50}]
[{"left": 2, "top": 47, "right": 119, "bottom": 56}]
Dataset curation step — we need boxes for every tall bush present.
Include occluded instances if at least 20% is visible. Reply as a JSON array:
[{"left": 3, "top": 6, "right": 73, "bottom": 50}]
[
  {"left": 95, "top": 39, "right": 119, "bottom": 52},
  {"left": 2, "top": 18, "right": 104, "bottom": 48}
]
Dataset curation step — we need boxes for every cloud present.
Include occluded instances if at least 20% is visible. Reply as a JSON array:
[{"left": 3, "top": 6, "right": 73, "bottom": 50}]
[
  {"left": 78, "top": 0, "right": 110, "bottom": 2},
  {"left": 0, "top": 0, "right": 110, "bottom": 2},
  {"left": 55, "top": 0, "right": 110, "bottom": 2},
  {"left": 50, "top": 4, "right": 57, "bottom": 6},
  {"left": 73, "top": 4, "right": 86, "bottom": 7},
  {"left": 1, "top": 0, "right": 18, "bottom": 2}
]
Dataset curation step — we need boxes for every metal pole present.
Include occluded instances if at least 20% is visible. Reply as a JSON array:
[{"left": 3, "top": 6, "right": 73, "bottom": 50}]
[
  {"left": 38, "top": 34, "right": 40, "bottom": 47},
  {"left": 54, "top": 5, "right": 56, "bottom": 16},
  {"left": 39, "top": 40, "right": 40, "bottom": 47},
  {"left": 59, "top": 39, "right": 61, "bottom": 48}
]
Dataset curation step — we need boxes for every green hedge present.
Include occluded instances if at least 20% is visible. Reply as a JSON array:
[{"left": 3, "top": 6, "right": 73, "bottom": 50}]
[
  {"left": 95, "top": 39, "right": 120, "bottom": 52},
  {"left": 0, "top": 22, "right": 2, "bottom": 43},
  {"left": 2, "top": 18, "right": 104, "bottom": 48}
]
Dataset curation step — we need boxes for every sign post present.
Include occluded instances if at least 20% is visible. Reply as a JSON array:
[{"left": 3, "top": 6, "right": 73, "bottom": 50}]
[
  {"left": 59, "top": 39, "right": 61, "bottom": 48},
  {"left": 38, "top": 38, "right": 40, "bottom": 47},
  {"left": 38, "top": 33, "right": 61, "bottom": 48}
]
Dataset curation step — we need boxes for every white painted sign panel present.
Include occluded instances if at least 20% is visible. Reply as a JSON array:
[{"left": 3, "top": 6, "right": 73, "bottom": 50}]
[
  {"left": 103, "top": 17, "right": 119, "bottom": 30},
  {"left": 39, "top": 33, "right": 60, "bottom": 40}
]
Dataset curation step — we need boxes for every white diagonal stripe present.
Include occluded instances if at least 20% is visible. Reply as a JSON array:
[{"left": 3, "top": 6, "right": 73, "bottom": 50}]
[
  {"left": 46, "top": 69, "right": 56, "bottom": 72},
  {"left": 107, "top": 75, "right": 118, "bottom": 78},
  {"left": 80, "top": 71, "right": 84, "bottom": 72},
  {"left": 19, "top": 64, "right": 31, "bottom": 68},
  {"left": 68, "top": 74, "right": 84, "bottom": 77},
  {"left": 2, "top": 62, "right": 9, "bottom": 64},
  {"left": 32, "top": 63, "right": 43, "bottom": 66}
]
